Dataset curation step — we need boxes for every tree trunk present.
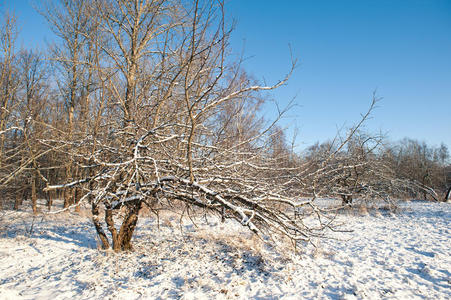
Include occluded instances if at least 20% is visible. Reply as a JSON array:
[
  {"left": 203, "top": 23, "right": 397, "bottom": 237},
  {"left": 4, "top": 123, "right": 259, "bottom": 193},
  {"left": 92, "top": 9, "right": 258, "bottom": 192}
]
[
  {"left": 102, "top": 201, "right": 142, "bottom": 252},
  {"left": 46, "top": 191, "right": 53, "bottom": 211},
  {"left": 117, "top": 201, "right": 142, "bottom": 251},
  {"left": 63, "top": 161, "right": 73, "bottom": 209},
  {"left": 74, "top": 187, "right": 81, "bottom": 212},
  {"left": 63, "top": 188, "right": 73, "bottom": 209},
  {"left": 31, "top": 174, "right": 37, "bottom": 214},
  {"left": 14, "top": 189, "right": 23, "bottom": 210},
  {"left": 91, "top": 201, "right": 110, "bottom": 249},
  {"left": 73, "top": 166, "right": 81, "bottom": 212},
  {"left": 105, "top": 207, "right": 119, "bottom": 251}
]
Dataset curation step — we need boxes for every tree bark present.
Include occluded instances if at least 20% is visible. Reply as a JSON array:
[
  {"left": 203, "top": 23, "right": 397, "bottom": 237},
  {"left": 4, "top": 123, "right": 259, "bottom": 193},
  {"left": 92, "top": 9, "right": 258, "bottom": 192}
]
[
  {"left": 105, "top": 207, "right": 119, "bottom": 250},
  {"left": 91, "top": 201, "right": 110, "bottom": 249},
  {"left": 117, "top": 201, "right": 142, "bottom": 251},
  {"left": 101, "top": 201, "right": 142, "bottom": 252}
]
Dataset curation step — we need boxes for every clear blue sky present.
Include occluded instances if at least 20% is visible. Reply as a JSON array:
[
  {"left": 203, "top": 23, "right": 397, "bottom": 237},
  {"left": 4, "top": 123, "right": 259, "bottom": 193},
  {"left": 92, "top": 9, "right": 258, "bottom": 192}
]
[{"left": 4, "top": 0, "right": 451, "bottom": 151}]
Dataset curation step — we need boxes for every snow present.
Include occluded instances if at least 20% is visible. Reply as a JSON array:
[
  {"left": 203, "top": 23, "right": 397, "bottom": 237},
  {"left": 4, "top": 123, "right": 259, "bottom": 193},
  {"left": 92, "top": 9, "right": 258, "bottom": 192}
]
[{"left": 0, "top": 200, "right": 450, "bottom": 299}]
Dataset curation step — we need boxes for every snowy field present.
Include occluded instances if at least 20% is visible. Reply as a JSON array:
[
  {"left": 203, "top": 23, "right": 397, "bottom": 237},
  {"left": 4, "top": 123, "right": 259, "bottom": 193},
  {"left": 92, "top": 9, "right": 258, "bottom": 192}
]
[{"left": 0, "top": 200, "right": 450, "bottom": 299}]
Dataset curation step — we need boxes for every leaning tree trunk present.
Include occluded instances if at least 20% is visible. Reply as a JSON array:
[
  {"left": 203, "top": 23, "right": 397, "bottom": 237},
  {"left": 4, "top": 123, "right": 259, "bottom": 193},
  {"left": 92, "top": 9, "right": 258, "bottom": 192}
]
[
  {"left": 91, "top": 202, "right": 110, "bottom": 249},
  {"left": 118, "top": 201, "right": 142, "bottom": 251},
  {"left": 104, "top": 200, "right": 142, "bottom": 252}
]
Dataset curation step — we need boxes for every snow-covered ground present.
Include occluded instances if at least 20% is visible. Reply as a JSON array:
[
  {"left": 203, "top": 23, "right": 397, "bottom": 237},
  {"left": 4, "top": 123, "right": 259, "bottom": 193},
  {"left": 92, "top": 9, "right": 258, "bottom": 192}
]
[{"left": 0, "top": 200, "right": 450, "bottom": 299}]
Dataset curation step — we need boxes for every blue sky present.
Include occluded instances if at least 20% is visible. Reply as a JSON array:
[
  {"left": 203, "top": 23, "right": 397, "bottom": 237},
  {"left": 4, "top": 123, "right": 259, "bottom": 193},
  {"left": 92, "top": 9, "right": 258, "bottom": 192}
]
[
  {"left": 4, "top": 0, "right": 451, "bottom": 151},
  {"left": 227, "top": 0, "right": 451, "bottom": 150}
]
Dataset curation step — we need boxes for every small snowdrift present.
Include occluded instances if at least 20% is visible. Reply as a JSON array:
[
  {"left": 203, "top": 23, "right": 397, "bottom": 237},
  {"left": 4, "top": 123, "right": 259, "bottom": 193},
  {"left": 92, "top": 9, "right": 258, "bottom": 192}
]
[{"left": 0, "top": 201, "right": 450, "bottom": 299}]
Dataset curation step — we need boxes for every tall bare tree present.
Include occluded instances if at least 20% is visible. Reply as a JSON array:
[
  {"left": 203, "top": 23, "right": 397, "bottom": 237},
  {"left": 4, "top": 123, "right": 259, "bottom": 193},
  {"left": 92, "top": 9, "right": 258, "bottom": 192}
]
[{"left": 39, "top": 0, "right": 98, "bottom": 208}]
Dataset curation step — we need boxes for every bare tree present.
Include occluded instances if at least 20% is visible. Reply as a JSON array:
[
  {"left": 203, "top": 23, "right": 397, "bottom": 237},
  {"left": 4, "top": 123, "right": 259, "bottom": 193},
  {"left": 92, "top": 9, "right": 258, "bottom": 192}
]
[
  {"left": 0, "top": 12, "right": 21, "bottom": 209},
  {"left": 39, "top": 0, "right": 98, "bottom": 209},
  {"left": 0, "top": 12, "right": 53, "bottom": 212},
  {"left": 42, "top": 0, "right": 346, "bottom": 252},
  {"left": 5, "top": 0, "right": 441, "bottom": 254},
  {"left": 38, "top": 0, "right": 412, "bottom": 253},
  {"left": 17, "top": 50, "right": 50, "bottom": 213}
]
